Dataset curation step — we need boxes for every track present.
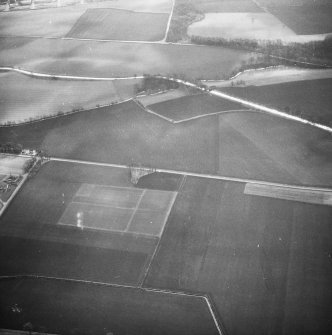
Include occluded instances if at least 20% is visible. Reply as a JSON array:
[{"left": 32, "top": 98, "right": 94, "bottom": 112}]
[{"left": 50, "top": 157, "right": 332, "bottom": 193}]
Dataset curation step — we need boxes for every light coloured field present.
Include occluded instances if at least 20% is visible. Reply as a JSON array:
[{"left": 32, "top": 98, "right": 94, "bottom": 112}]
[
  {"left": 192, "top": 0, "right": 263, "bottom": 13},
  {"left": 0, "top": 6, "right": 86, "bottom": 37},
  {"left": 0, "top": 37, "right": 252, "bottom": 79},
  {"left": 67, "top": 8, "right": 169, "bottom": 41},
  {"left": 59, "top": 183, "right": 177, "bottom": 237},
  {"left": 0, "top": 72, "right": 141, "bottom": 124},
  {"left": 0, "top": 0, "right": 172, "bottom": 13},
  {"left": 188, "top": 12, "right": 295, "bottom": 40},
  {"left": 206, "top": 67, "right": 332, "bottom": 87},
  {"left": 98, "top": 0, "right": 172, "bottom": 13},
  {"left": 0, "top": 154, "right": 31, "bottom": 175},
  {"left": 188, "top": 12, "right": 330, "bottom": 43},
  {"left": 244, "top": 183, "right": 332, "bottom": 206},
  {"left": 137, "top": 88, "right": 191, "bottom": 106}
]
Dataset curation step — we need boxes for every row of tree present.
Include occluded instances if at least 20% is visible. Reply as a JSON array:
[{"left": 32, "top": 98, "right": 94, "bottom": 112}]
[
  {"left": 166, "top": 0, "right": 203, "bottom": 42},
  {"left": 136, "top": 75, "right": 179, "bottom": 95},
  {"left": 190, "top": 35, "right": 332, "bottom": 67},
  {"left": 0, "top": 142, "right": 22, "bottom": 154}
]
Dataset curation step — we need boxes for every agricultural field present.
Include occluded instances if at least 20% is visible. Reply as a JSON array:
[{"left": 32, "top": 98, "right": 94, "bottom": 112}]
[
  {"left": 205, "top": 67, "right": 332, "bottom": 88},
  {"left": 0, "top": 154, "right": 31, "bottom": 175},
  {"left": 0, "top": 277, "right": 219, "bottom": 335},
  {"left": 67, "top": 8, "right": 169, "bottom": 41},
  {"left": 220, "top": 78, "right": 332, "bottom": 125},
  {"left": 102, "top": 0, "right": 173, "bottom": 13},
  {"left": 0, "top": 0, "right": 173, "bottom": 13},
  {"left": 192, "top": 0, "right": 263, "bottom": 13},
  {"left": 188, "top": 12, "right": 297, "bottom": 41},
  {"left": 268, "top": 4, "right": 332, "bottom": 35},
  {"left": 147, "top": 93, "right": 247, "bottom": 122},
  {"left": 0, "top": 6, "right": 86, "bottom": 37},
  {"left": 0, "top": 71, "right": 141, "bottom": 124},
  {"left": 0, "top": 100, "right": 331, "bottom": 186},
  {"left": 137, "top": 87, "right": 195, "bottom": 106},
  {"left": 145, "top": 177, "right": 332, "bottom": 335},
  {"left": 218, "top": 112, "right": 332, "bottom": 186},
  {"left": 0, "top": 36, "right": 253, "bottom": 80},
  {"left": 0, "top": 161, "right": 179, "bottom": 285},
  {"left": 0, "top": 100, "right": 220, "bottom": 174}
]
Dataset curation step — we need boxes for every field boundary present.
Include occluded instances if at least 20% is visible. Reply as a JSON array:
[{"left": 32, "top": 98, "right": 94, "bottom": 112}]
[
  {"left": 173, "top": 109, "right": 255, "bottom": 123},
  {"left": 163, "top": 0, "right": 175, "bottom": 42},
  {"left": 139, "top": 191, "right": 178, "bottom": 287},
  {"left": 0, "top": 274, "right": 226, "bottom": 335}
]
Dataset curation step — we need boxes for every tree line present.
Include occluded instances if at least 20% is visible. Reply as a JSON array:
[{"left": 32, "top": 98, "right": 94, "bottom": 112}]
[{"left": 191, "top": 35, "right": 332, "bottom": 67}]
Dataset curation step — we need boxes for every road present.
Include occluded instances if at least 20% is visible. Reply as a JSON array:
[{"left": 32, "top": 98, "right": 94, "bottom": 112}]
[{"left": 50, "top": 157, "right": 332, "bottom": 193}]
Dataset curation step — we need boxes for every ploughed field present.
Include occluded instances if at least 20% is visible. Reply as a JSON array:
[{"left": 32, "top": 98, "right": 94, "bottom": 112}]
[
  {"left": 0, "top": 100, "right": 331, "bottom": 186},
  {"left": 0, "top": 161, "right": 180, "bottom": 285},
  {"left": 66, "top": 8, "right": 169, "bottom": 41},
  {"left": 144, "top": 177, "right": 332, "bottom": 335},
  {"left": 0, "top": 36, "right": 253, "bottom": 79},
  {"left": 0, "top": 277, "right": 219, "bottom": 335}
]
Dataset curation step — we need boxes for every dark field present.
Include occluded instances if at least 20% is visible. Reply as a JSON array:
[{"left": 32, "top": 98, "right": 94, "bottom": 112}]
[
  {"left": 0, "top": 101, "right": 220, "bottom": 174},
  {"left": 0, "top": 162, "right": 171, "bottom": 285},
  {"left": 144, "top": 177, "right": 332, "bottom": 335},
  {"left": 193, "top": 0, "right": 263, "bottom": 13},
  {"left": 218, "top": 112, "right": 332, "bottom": 186},
  {"left": 269, "top": 5, "right": 332, "bottom": 34},
  {"left": 148, "top": 93, "right": 246, "bottom": 121},
  {"left": 0, "top": 36, "right": 252, "bottom": 80},
  {"left": 0, "top": 100, "right": 331, "bottom": 186},
  {"left": 67, "top": 8, "right": 169, "bottom": 41},
  {"left": 220, "top": 79, "right": 332, "bottom": 125},
  {"left": 0, "top": 277, "right": 219, "bottom": 335}
]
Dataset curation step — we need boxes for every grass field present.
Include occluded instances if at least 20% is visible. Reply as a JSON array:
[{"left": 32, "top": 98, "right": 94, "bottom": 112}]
[
  {"left": 148, "top": 93, "right": 246, "bottom": 122},
  {"left": 268, "top": 5, "right": 332, "bottom": 34},
  {"left": 0, "top": 71, "right": 141, "bottom": 124},
  {"left": 0, "top": 161, "right": 179, "bottom": 284},
  {"left": 0, "top": 277, "right": 219, "bottom": 335},
  {"left": 220, "top": 79, "right": 332, "bottom": 125},
  {"left": 0, "top": 36, "right": 253, "bottom": 79},
  {"left": 67, "top": 8, "right": 169, "bottom": 41},
  {"left": 144, "top": 177, "right": 332, "bottom": 335},
  {"left": 192, "top": 0, "right": 263, "bottom": 13}
]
